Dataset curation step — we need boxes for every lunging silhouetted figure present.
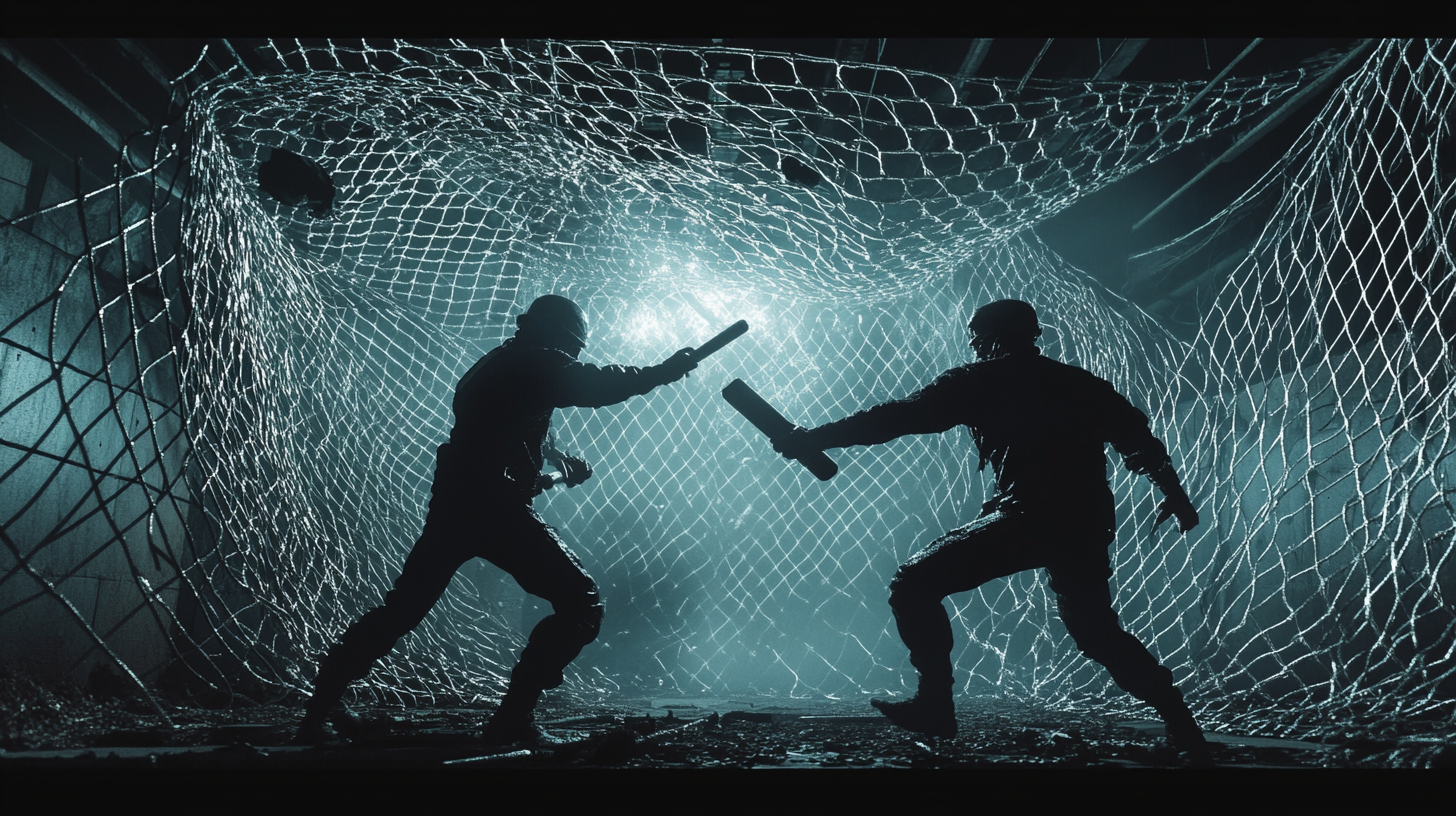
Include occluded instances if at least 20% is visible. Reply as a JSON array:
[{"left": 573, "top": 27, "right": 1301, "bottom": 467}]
[
  {"left": 299, "top": 294, "right": 697, "bottom": 745},
  {"left": 774, "top": 299, "right": 1212, "bottom": 764}
]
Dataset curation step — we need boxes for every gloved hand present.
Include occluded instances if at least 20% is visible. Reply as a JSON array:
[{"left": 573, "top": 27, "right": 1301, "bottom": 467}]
[
  {"left": 557, "top": 454, "right": 593, "bottom": 488},
  {"left": 539, "top": 454, "right": 594, "bottom": 490},
  {"left": 653, "top": 347, "right": 698, "bottom": 386},
  {"left": 1153, "top": 493, "right": 1199, "bottom": 534},
  {"left": 772, "top": 425, "right": 822, "bottom": 460}
]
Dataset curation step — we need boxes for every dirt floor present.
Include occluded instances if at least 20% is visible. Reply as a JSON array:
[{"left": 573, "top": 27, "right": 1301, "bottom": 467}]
[{"left": 5, "top": 664, "right": 1452, "bottom": 770}]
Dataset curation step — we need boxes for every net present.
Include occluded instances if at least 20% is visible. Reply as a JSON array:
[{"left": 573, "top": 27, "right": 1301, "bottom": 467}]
[
  {"left": 1146, "top": 39, "right": 1456, "bottom": 738},
  {"left": 1, "top": 39, "right": 1451, "bottom": 744}
]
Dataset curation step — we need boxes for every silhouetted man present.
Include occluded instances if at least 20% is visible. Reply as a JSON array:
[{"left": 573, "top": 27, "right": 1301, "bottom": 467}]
[
  {"left": 774, "top": 299, "right": 1211, "bottom": 763},
  {"left": 299, "top": 294, "right": 697, "bottom": 745}
]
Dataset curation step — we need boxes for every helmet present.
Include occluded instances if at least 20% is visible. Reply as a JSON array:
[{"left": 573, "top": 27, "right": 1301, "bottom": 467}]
[
  {"left": 518, "top": 295, "right": 589, "bottom": 352},
  {"left": 968, "top": 299, "right": 1040, "bottom": 343}
]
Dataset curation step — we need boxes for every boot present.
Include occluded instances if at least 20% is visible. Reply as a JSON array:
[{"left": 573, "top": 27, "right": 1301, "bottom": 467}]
[
  {"left": 296, "top": 697, "right": 362, "bottom": 744},
  {"left": 480, "top": 681, "right": 548, "bottom": 746},
  {"left": 1157, "top": 698, "right": 1214, "bottom": 767},
  {"left": 295, "top": 653, "right": 364, "bottom": 745},
  {"left": 871, "top": 677, "right": 956, "bottom": 739}
]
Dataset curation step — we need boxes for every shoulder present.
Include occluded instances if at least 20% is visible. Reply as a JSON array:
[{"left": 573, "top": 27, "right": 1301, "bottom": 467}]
[
  {"left": 463, "top": 340, "right": 575, "bottom": 384},
  {"left": 939, "top": 361, "right": 981, "bottom": 380},
  {"left": 923, "top": 362, "right": 981, "bottom": 392},
  {"left": 1049, "top": 360, "right": 1150, "bottom": 423},
  {"left": 1036, "top": 355, "right": 1114, "bottom": 388},
  {"left": 1017, "top": 355, "right": 1135, "bottom": 410},
  {"left": 497, "top": 340, "right": 577, "bottom": 368}
]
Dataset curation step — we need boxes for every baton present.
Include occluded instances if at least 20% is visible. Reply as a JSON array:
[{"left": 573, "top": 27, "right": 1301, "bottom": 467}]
[
  {"left": 689, "top": 319, "right": 749, "bottom": 362},
  {"left": 721, "top": 378, "right": 838, "bottom": 482},
  {"left": 543, "top": 321, "right": 747, "bottom": 491}
]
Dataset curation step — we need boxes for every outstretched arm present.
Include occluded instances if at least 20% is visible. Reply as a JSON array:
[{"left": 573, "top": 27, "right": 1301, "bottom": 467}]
[
  {"left": 774, "top": 371, "right": 965, "bottom": 460},
  {"left": 1110, "top": 408, "right": 1199, "bottom": 534},
  {"left": 546, "top": 348, "right": 698, "bottom": 409}
]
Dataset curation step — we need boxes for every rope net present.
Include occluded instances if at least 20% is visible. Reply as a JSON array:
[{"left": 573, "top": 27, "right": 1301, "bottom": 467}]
[{"left": 1, "top": 39, "right": 1451, "bottom": 742}]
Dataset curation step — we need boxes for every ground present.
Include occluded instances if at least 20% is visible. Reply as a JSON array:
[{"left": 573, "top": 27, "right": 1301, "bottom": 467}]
[{"left": 4, "top": 665, "right": 1449, "bottom": 769}]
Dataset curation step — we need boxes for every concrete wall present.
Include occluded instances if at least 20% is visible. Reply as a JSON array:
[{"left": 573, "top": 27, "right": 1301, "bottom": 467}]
[
  {"left": 0, "top": 137, "right": 188, "bottom": 687},
  {"left": 1146, "top": 340, "right": 1456, "bottom": 705}
]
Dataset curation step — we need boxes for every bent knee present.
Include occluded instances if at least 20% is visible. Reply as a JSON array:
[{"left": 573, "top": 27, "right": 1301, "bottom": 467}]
[
  {"left": 560, "top": 593, "right": 604, "bottom": 644},
  {"left": 343, "top": 604, "right": 424, "bottom": 647},
  {"left": 1062, "top": 616, "right": 1138, "bottom": 661},
  {"left": 581, "top": 599, "right": 605, "bottom": 641},
  {"left": 888, "top": 567, "right": 939, "bottom": 610}
]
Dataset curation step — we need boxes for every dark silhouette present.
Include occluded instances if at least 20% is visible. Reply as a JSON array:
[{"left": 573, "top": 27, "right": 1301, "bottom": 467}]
[
  {"left": 298, "top": 294, "right": 697, "bottom": 745},
  {"left": 258, "top": 147, "right": 335, "bottom": 218},
  {"left": 774, "top": 299, "right": 1212, "bottom": 764},
  {"left": 780, "top": 154, "right": 822, "bottom": 188}
]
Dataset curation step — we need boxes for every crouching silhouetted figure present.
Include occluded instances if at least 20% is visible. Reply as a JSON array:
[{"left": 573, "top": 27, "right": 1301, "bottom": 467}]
[
  {"left": 775, "top": 299, "right": 1212, "bottom": 765},
  {"left": 298, "top": 294, "right": 697, "bottom": 745}
]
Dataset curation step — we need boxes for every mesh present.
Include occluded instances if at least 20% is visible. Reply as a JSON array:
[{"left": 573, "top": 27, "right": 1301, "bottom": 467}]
[
  {"left": 1145, "top": 39, "right": 1456, "bottom": 737},
  {"left": 1, "top": 39, "right": 1451, "bottom": 742}
]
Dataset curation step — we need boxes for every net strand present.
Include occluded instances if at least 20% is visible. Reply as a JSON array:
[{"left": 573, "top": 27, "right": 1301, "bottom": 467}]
[{"left": 0, "top": 39, "right": 1451, "bottom": 744}]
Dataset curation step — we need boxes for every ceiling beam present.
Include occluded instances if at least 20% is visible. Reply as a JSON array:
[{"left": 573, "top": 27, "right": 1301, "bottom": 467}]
[
  {"left": 0, "top": 39, "right": 125, "bottom": 156},
  {"left": 1149, "top": 38, "right": 1263, "bottom": 148},
  {"left": 1015, "top": 38, "right": 1054, "bottom": 94},
  {"left": 116, "top": 39, "right": 178, "bottom": 97},
  {"left": 1093, "top": 38, "right": 1149, "bottom": 80},
  {"left": 1218, "top": 40, "right": 1375, "bottom": 165},
  {"left": 1148, "top": 248, "right": 1247, "bottom": 314},
  {"left": 1132, "top": 38, "right": 1377, "bottom": 233},
  {"left": 835, "top": 38, "right": 870, "bottom": 65},
  {"left": 219, "top": 39, "right": 255, "bottom": 78},
  {"left": 50, "top": 40, "right": 153, "bottom": 132},
  {"left": 0, "top": 39, "right": 181, "bottom": 201},
  {"left": 952, "top": 38, "right": 994, "bottom": 88}
]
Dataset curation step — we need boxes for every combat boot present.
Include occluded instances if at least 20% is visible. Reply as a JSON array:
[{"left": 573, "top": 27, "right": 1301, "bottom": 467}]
[
  {"left": 1156, "top": 696, "right": 1214, "bottom": 767},
  {"left": 480, "top": 681, "right": 545, "bottom": 746},
  {"left": 871, "top": 680, "right": 956, "bottom": 738},
  {"left": 295, "top": 652, "right": 364, "bottom": 745},
  {"left": 296, "top": 699, "right": 362, "bottom": 744}
]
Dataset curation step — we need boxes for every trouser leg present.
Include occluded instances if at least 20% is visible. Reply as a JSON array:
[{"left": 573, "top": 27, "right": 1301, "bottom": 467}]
[
  {"left": 1047, "top": 552, "right": 1208, "bottom": 759},
  {"left": 307, "top": 451, "right": 477, "bottom": 720},
  {"left": 888, "top": 511, "right": 1044, "bottom": 692},
  {"left": 307, "top": 525, "right": 472, "bottom": 718},
  {"left": 1047, "top": 557, "right": 1183, "bottom": 711},
  {"left": 483, "top": 510, "right": 602, "bottom": 723}
]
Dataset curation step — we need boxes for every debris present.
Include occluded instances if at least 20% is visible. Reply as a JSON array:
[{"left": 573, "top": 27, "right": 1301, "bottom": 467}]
[
  {"left": 258, "top": 147, "right": 335, "bottom": 218},
  {"left": 443, "top": 749, "right": 532, "bottom": 765},
  {"left": 0, "top": 679, "right": 1426, "bottom": 769},
  {"left": 780, "top": 154, "right": 822, "bottom": 188}
]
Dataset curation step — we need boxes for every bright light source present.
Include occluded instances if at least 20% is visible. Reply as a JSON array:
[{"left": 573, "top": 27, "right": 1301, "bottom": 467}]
[{"left": 624, "top": 305, "right": 668, "bottom": 347}]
